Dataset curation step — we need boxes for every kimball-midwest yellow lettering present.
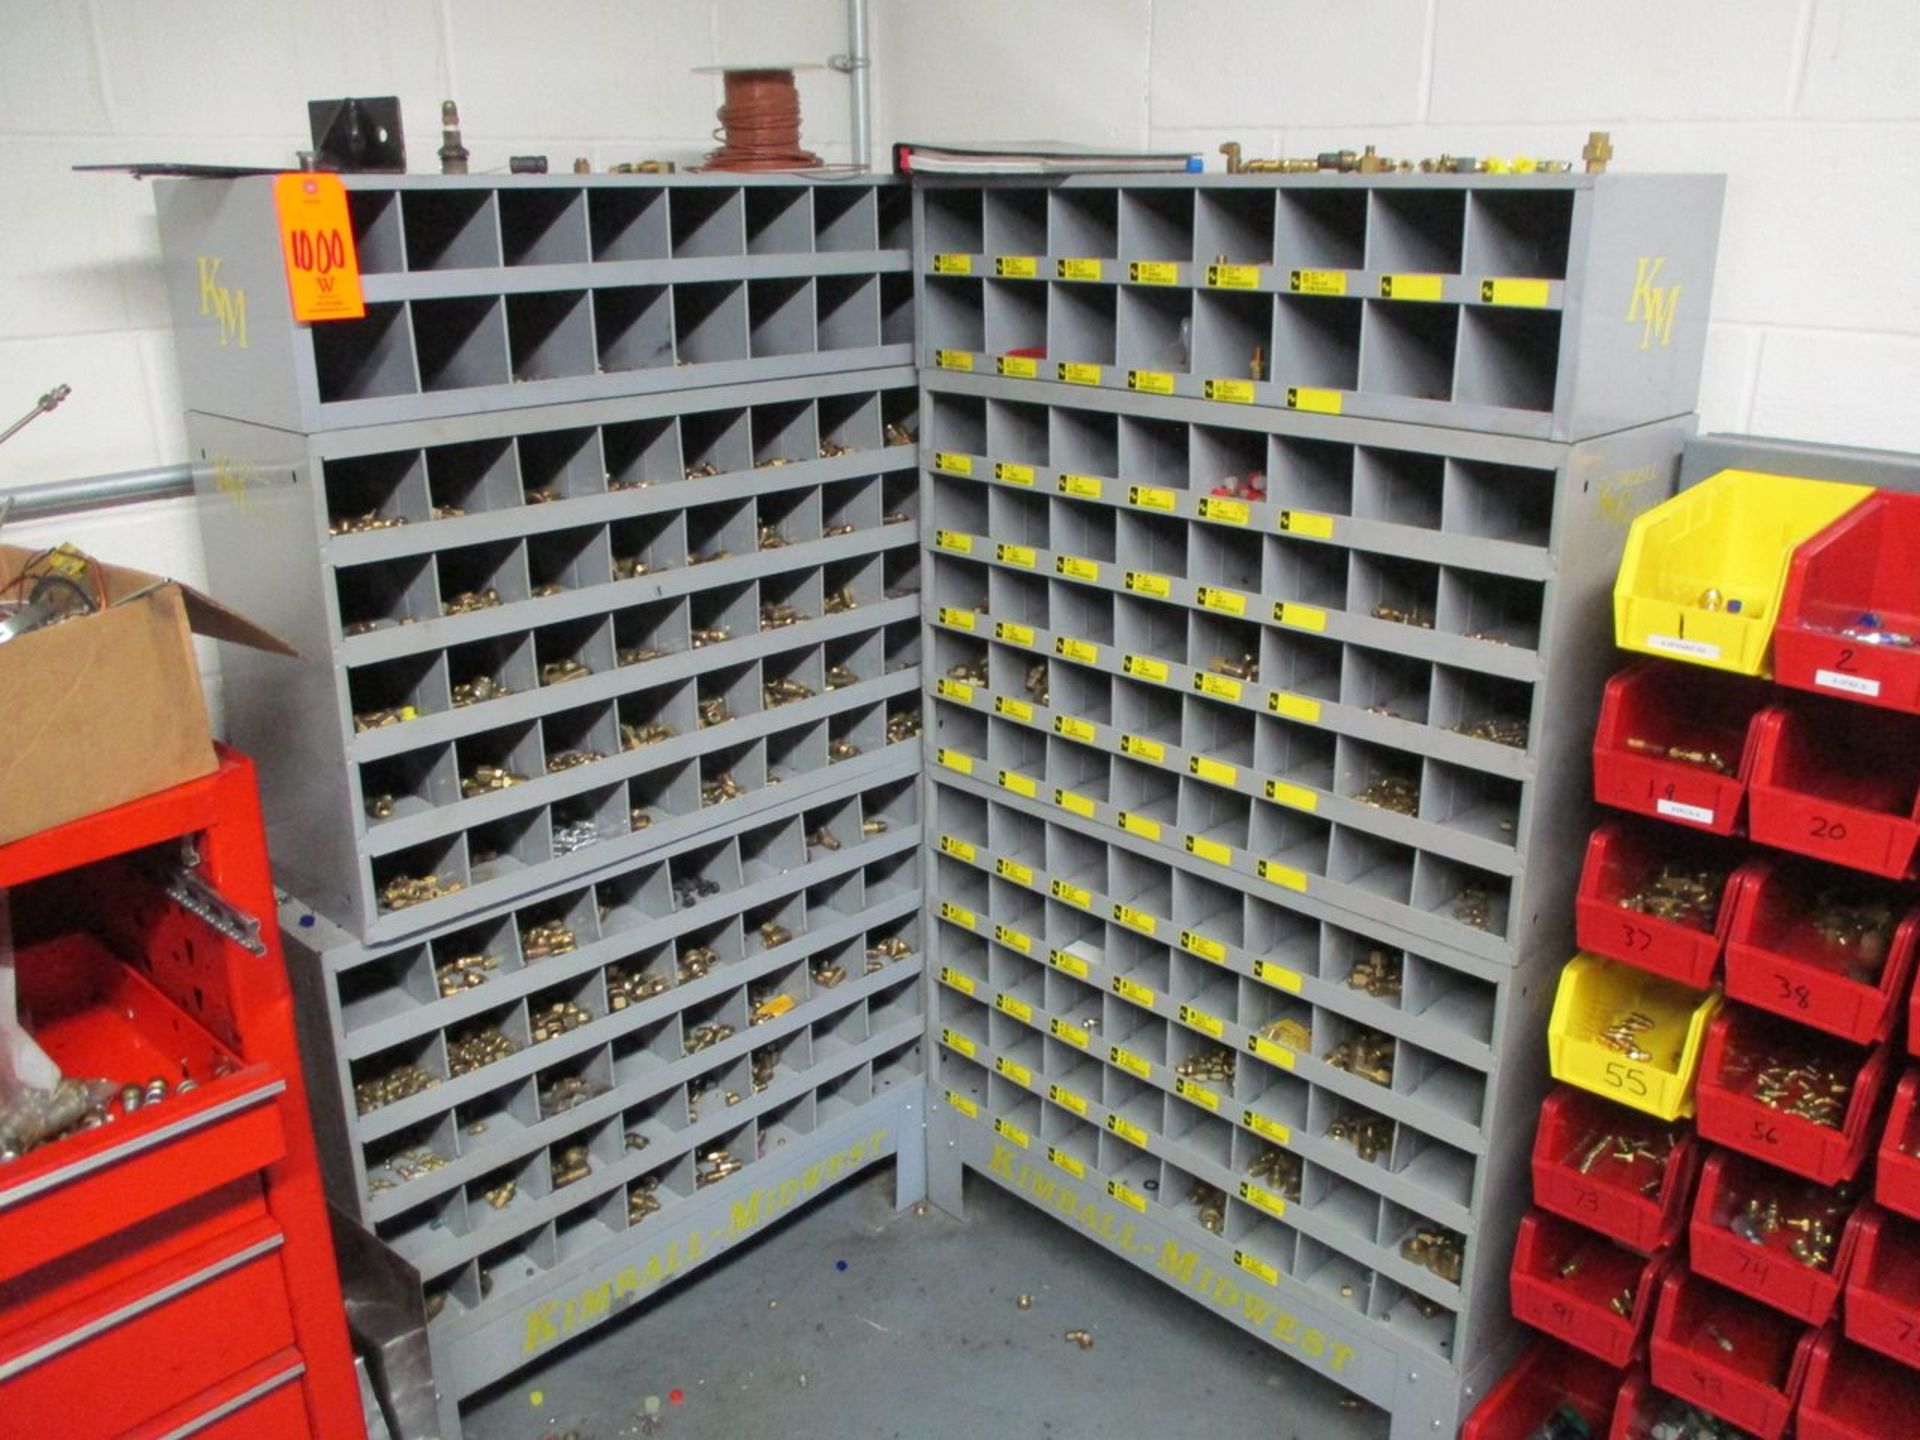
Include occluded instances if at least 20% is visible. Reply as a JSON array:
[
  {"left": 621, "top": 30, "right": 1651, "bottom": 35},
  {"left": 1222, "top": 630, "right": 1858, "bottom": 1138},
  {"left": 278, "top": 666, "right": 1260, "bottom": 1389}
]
[{"left": 521, "top": 1128, "right": 888, "bottom": 1355}]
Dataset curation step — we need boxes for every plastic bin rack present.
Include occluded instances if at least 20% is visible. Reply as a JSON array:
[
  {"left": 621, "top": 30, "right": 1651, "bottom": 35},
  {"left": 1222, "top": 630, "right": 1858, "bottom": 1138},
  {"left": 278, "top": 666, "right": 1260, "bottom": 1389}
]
[
  {"left": 1775, "top": 491, "right": 1920, "bottom": 714},
  {"left": 1613, "top": 470, "right": 1874, "bottom": 676},
  {"left": 1592, "top": 660, "right": 1770, "bottom": 835},
  {"left": 1797, "top": 1330, "right": 1920, "bottom": 1440},
  {"left": 1841, "top": 1207, "right": 1920, "bottom": 1367},
  {"left": 1687, "top": 1148, "right": 1869, "bottom": 1325},
  {"left": 914, "top": 172, "right": 1724, "bottom": 443},
  {"left": 1460, "top": 1336, "right": 1622, "bottom": 1440},
  {"left": 1548, "top": 954, "right": 1721, "bottom": 1120},
  {"left": 1530, "top": 1085, "right": 1699, "bottom": 1254},
  {"left": 1648, "top": 1271, "right": 1819, "bottom": 1440},
  {"left": 1880, "top": 1070, "right": 1920, "bottom": 1219},
  {"left": 1575, "top": 818, "right": 1753, "bottom": 987},
  {"left": 1509, "top": 1209, "right": 1672, "bottom": 1365},
  {"left": 1694, "top": 1008, "right": 1890, "bottom": 1186},
  {"left": 155, "top": 176, "right": 914, "bottom": 432},
  {"left": 1747, "top": 702, "right": 1920, "bottom": 879}
]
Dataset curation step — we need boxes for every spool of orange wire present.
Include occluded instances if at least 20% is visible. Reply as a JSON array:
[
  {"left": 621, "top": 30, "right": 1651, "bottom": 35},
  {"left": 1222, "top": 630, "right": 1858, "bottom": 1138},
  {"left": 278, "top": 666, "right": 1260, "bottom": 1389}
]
[{"left": 697, "top": 67, "right": 821, "bottom": 172}]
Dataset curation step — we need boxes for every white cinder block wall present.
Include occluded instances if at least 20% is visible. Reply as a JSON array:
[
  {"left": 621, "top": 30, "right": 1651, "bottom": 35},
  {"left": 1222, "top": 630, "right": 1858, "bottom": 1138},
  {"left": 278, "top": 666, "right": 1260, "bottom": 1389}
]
[{"left": 3, "top": 0, "right": 1917, "bottom": 705}]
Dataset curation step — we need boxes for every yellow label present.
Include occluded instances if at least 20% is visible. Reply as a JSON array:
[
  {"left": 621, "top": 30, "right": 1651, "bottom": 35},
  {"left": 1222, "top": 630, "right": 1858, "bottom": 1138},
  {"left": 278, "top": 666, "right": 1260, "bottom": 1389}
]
[
  {"left": 1257, "top": 859, "right": 1307, "bottom": 892},
  {"left": 1204, "top": 378, "right": 1255, "bottom": 405},
  {"left": 1290, "top": 269, "right": 1348, "bottom": 296},
  {"left": 1268, "top": 691, "right": 1322, "bottom": 724},
  {"left": 1129, "top": 260, "right": 1180, "bottom": 285},
  {"left": 995, "top": 1054, "right": 1033, "bottom": 1086},
  {"left": 1059, "top": 473, "right": 1104, "bottom": 500},
  {"left": 994, "top": 461, "right": 1035, "bottom": 487},
  {"left": 1050, "top": 948, "right": 1091, "bottom": 980},
  {"left": 1239, "top": 1181, "right": 1288, "bottom": 1219},
  {"left": 1176, "top": 1076, "right": 1221, "bottom": 1111},
  {"left": 1051, "top": 879, "right": 1092, "bottom": 909},
  {"left": 1049, "top": 1083, "right": 1088, "bottom": 1116},
  {"left": 1128, "top": 484, "right": 1176, "bottom": 512},
  {"left": 1269, "top": 1018, "right": 1312, "bottom": 1051},
  {"left": 1248, "top": 1034, "right": 1295, "bottom": 1068},
  {"left": 1049, "top": 1146, "right": 1086, "bottom": 1178},
  {"left": 1057, "top": 258, "right": 1103, "bottom": 281},
  {"left": 1181, "top": 929, "right": 1228, "bottom": 964},
  {"left": 1252, "top": 958, "right": 1304, "bottom": 994},
  {"left": 997, "top": 542, "right": 1037, "bottom": 569},
  {"left": 1108, "top": 1179, "right": 1149, "bottom": 1212},
  {"left": 1206, "top": 263, "right": 1259, "bottom": 289},
  {"left": 1106, "top": 1114, "right": 1150, "bottom": 1148},
  {"left": 938, "top": 606, "right": 977, "bottom": 631},
  {"left": 1123, "top": 653, "right": 1170, "bottom": 683},
  {"left": 938, "top": 834, "right": 975, "bottom": 863},
  {"left": 995, "top": 1116, "right": 1031, "bottom": 1148},
  {"left": 934, "top": 349, "right": 974, "bottom": 371},
  {"left": 994, "top": 255, "right": 1039, "bottom": 279},
  {"left": 940, "top": 1027, "right": 976, "bottom": 1057},
  {"left": 1113, "top": 904, "right": 1157, "bottom": 937},
  {"left": 1179, "top": 1004, "right": 1225, "bottom": 1039},
  {"left": 933, "top": 451, "right": 972, "bottom": 475},
  {"left": 936, "top": 677, "right": 974, "bottom": 704},
  {"left": 932, "top": 253, "right": 972, "bottom": 275},
  {"left": 1380, "top": 273, "right": 1445, "bottom": 302},
  {"left": 939, "top": 965, "right": 977, "bottom": 995},
  {"left": 1121, "top": 734, "right": 1165, "bottom": 763},
  {"left": 935, "top": 529, "right": 973, "bottom": 554},
  {"left": 995, "top": 923, "right": 1033, "bottom": 955},
  {"left": 1244, "top": 1109, "right": 1292, "bottom": 1145},
  {"left": 1055, "top": 789, "right": 1096, "bottom": 819},
  {"left": 1197, "top": 497, "right": 1250, "bottom": 527},
  {"left": 996, "top": 857, "right": 1035, "bottom": 887},
  {"left": 1196, "top": 672, "right": 1242, "bottom": 703},
  {"left": 936, "top": 747, "right": 974, "bottom": 776},
  {"left": 939, "top": 900, "right": 977, "bottom": 930},
  {"left": 1276, "top": 510, "right": 1336, "bottom": 540},
  {"left": 1057, "top": 636, "right": 1099, "bottom": 665},
  {"left": 1125, "top": 570, "right": 1171, "bottom": 598},
  {"left": 1482, "top": 277, "right": 1551, "bottom": 308},
  {"left": 1186, "top": 835, "right": 1232, "bottom": 866},
  {"left": 1050, "top": 1019, "right": 1090, "bottom": 1050},
  {"left": 946, "top": 1089, "right": 979, "bottom": 1118},
  {"left": 1265, "top": 779, "right": 1319, "bottom": 813},
  {"left": 1054, "top": 714, "right": 1096, "bottom": 743},
  {"left": 1273, "top": 601, "right": 1328, "bottom": 632},
  {"left": 995, "top": 620, "right": 1035, "bottom": 645},
  {"left": 997, "top": 355, "right": 1039, "bottom": 380},
  {"left": 1284, "top": 387, "right": 1342, "bottom": 416},
  {"left": 1058, "top": 361, "right": 1103, "bottom": 386},
  {"left": 1057, "top": 555, "right": 1100, "bottom": 583},
  {"left": 1234, "top": 1249, "right": 1280, "bottom": 1285},
  {"left": 1119, "top": 811, "right": 1162, "bottom": 843},
  {"left": 999, "top": 768, "right": 1038, "bottom": 799},
  {"left": 1196, "top": 584, "right": 1248, "bottom": 616},
  {"left": 1109, "top": 1046, "right": 1151, "bottom": 1079},
  {"left": 1128, "top": 369, "right": 1175, "bottom": 395},
  {"left": 1190, "top": 755, "right": 1237, "bottom": 787},
  {"left": 994, "top": 695, "right": 1034, "bottom": 722},
  {"left": 1113, "top": 975, "right": 1156, "bottom": 1007}
]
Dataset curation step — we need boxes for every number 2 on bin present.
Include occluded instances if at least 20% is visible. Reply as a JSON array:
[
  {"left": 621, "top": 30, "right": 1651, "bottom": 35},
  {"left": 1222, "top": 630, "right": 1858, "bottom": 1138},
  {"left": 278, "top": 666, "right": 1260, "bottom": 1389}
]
[{"left": 1604, "top": 1061, "right": 1648, "bottom": 1097}]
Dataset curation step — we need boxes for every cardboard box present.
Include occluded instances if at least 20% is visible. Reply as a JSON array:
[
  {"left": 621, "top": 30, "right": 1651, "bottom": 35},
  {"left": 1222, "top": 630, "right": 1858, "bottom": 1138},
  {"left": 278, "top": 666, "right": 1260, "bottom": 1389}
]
[{"left": 0, "top": 545, "right": 295, "bottom": 844}]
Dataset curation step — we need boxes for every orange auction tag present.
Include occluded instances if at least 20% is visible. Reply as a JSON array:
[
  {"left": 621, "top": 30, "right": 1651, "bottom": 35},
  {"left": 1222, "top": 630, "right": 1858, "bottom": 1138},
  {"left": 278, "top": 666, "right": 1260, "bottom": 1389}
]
[{"left": 272, "top": 172, "right": 365, "bottom": 322}]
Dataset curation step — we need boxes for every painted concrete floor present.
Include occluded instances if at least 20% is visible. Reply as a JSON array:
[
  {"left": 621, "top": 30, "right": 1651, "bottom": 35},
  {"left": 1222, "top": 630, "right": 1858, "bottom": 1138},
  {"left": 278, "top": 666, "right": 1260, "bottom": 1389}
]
[{"left": 464, "top": 1164, "right": 1389, "bottom": 1440}]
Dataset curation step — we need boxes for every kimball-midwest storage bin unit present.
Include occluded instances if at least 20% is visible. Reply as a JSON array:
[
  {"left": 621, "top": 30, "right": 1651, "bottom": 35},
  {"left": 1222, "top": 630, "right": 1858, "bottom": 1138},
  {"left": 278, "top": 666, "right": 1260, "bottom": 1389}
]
[
  {"left": 156, "top": 173, "right": 930, "bottom": 1429},
  {"left": 914, "top": 169, "right": 1723, "bottom": 1439}
]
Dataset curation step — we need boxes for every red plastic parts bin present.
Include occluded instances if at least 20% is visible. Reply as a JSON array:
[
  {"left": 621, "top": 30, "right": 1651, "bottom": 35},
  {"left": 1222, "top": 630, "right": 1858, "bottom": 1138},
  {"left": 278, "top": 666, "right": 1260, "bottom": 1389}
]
[
  {"left": 1695, "top": 1007, "right": 1891, "bottom": 1186},
  {"left": 1841, "top": 1207, "right": 1920, "bottom": 1368},
  {"left": 1575, "top": 818, "right": 1754, "bottom": 986},
  {"left": 1796, "top": 1330, "right": 1920, "bottom": 1440},
  {"left": 1747, "top": 703, "right": 1920, "bottom": 878},
  {"left": 1723, "top": 857, "right": 1918, "bottom": 1044},
  {"left": 1530, "top": 1085, "right": 1700, "bottom": 1254},
  {"left": 1593, "top": 660, "right": 1772, "bottom": 834},
  {"left": 1461, "top": 1336, "right": 1623, "bottom": 1440},
  {"left": 1509, "top": 1209, "right": 1674, "bottom": 1366},
  {"left": 1649, "top": 1270, "right": 1819, "bottom": 1440},
  {"left": 1879, "top": 1069, "right": 1920, "bottom": 1220},
  {"left": 1774, "top": 491, "right": 1920, "bottom": 716},
  {"left": 1686, "top": 1148, "right": 1868, "bottom": 1325}
]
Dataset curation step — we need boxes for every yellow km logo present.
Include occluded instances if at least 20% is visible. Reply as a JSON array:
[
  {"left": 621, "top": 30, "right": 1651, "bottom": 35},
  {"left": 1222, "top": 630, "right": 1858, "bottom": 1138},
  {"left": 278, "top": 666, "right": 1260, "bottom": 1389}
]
[{"left": 1626, "top": 255, "right": 1680, "bottom": 350}]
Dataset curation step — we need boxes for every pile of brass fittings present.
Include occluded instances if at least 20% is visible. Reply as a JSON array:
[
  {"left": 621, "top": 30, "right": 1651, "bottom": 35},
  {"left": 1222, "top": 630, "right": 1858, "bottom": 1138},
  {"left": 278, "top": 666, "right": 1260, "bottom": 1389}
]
[
  {"left": 631, "top": 806, "right": 653, "bottom": 831},
  {"left": 826, "top": 663, "right": 859, "bottom": 690},
  {"left": 760, "top": 920, "right": 792, "bottom": 948},
  {"left": 884, "top": 423, "right": 915, "bottom": 447},
  {"left": 1371, "top": 602, "right": 1432, "bottom": 629},
  {"left": 752, "top": 1045, "right": 781, "bottom": 1092},
  {"left": 1259, "top": 1015, "right": 1312, "bottom": 1053},
  {"left": 365, "top": 1147, "right": 446, "bottom": 1195},
  {"left": 366, "top": 792, "right": 395, "bottom": 820},
  {"left": 820, "top": 439, "right": 855, "bottom": 458},
  {"left": 824, "top": 522, "right": 855, "bottom": 537},
  {"left": 1025, "top": 662, "right": 1050, "bottom": 704},
  {"left": 697, "top": 1148, "right": 744, "bottom": 1187},
  {"left": 1728, "top": 1182, "right": 1855, "bottom": 1270},
  {"left": 443, "top": 588, "right": 502, "bottom": 616},
  {"left": 1452, "top": 885, "right": 1493, "bottom": 930},
  {"left": 522, "top": 917, "right": 577, "bottom": 959},
  {"left": 686, "top": 1021, "right": 735, "bottom": 1054},
  {"left": 758, "top": 524, "right": 788, "bottom": 550},
  {"left": 887, "top": 709, "right": 922, "bottom": 744},
  {"left": 685, "top": 460, "right": 719, "bottom": 481},
  {"left": 613, "top": 554, "right": 650, "bottom": 580},
  {"left": 884, "top": 510, "right": 911, "bottom": 525},
  {"left": 1624, "top": 735, "right": 1734, "bottom": 776},
  {"left": 1456, "top": 714, "right": 1528, "bottom": 748},
  {"left": 760, "top": 600, "right": 802, "bottom": 629},
  {"left": 1647, "top": 1398, "right": 1749, "bottom": 1440},
  {"left": 449, "top": 1027, "right": 518, "bottom": 1076},
  {"left": 765, "top": 677, "right": 814, "bottom": 708},
  {"left": 691, "top": 626, "right": 729, "bottom": 648},
  {"left": 698, "top": 695, "right": 730, "bottom": 728},
  {"left": 1176, "top": 1046, "right": 1236, "bottom": 1085},
  {"left": 608, "top": 962, "right": 669, "bottom": 1009},
  {"left": 1620, "top": 864, "right": 1728, "bottom": 929},
  {"left": 701, "top": 771, "right": 744, "bottom": 806},
  {"left": 1218, "top": 137, "right": 1607, "bottom": 175},
  {"left": 1734, "top": 1048, "right": 1853, "bottom": 1131},
  {"left": 1326, "top": 1112, "right": 1394, "bottom": 1163},
  {"left": 808, "top": 825, "right": 841, "bottom": 852},
  {"left": 343, "top": 619, "right": 382, "bottom": 636},
  {"left": 688, "top": 546, "right": 731, "bottom": 565},
  {"left": 826, "top": 584, "right": 860, "bottom": 615},
  {"left": 677, "top": 945, "right": 718, "bottom": 983},
  {"left": 1250, "top": 1146, "right": 1304, "bottom": 1201},
  {"left": 452, "top": 675, "right": 508, "bottom": 707},
  {"left": 1191, "top": 1181, "right": 1227, "bottom": 1234},
  {"left": 354, "top": 705, "right": 415, "bottom": 732},
  {"left": 1814, "top": 888, "right": 1897, "bottom": 978},
  {"left": 461, "top": 763, "right": 526, "bottom": 798},
  {"left": 381, "top": 873, "right": 461, "bottom": 911},
  {"left": 629, "top": 1175, "right": 663, "bottom": 1223},
  {"left": 947, "top": 658, "right": 988, "bottom": 686},
  {"left": 0, "top": 1077, "right": 139, "bottom": 1161},
  {"left": 541, "top": 658, "right": 591, "bottom": 686},
  {"left": 540, "top": 1074, "right": 603, "bottom": 1117},
  {"left": 524, "top": 485, "right": 559, "bottom": 504},
  {"left": 625, "top": 1128, "right": 650, "bottom": 1151},
  {"left": 482, "top": 1179, "right": 516, "bottom": 1210},
  {"left": 1400, "top": 1227, "right": 1464, "bottom": 1284},
  {"left": 867, "top": 936, "right": 912, "bottom": 972},
  {"left": 862, "top": 817, "right": 889, "bottom": 838},
  {"left": 354, "top": 1063, "right": 439, "bottom": 1115},
  {"left": 1571, "top": 1124, "right": 1677, "bottom": 1197},
  {"left": 547, "top": 748, "right": 603, "bottom": 773},
  {"left": 1355, "top": 775, "right": 1419, "bottom": 815},
  {"left": 330, "top": 510, "right": 406, "bottom": 536},
  {"left": 830, "top": 737, "right": 862, "bottom": 760},
  {"left": 618, "top": 645, "right": 664, "bottom": 666},
  {"left": 532, "top": 582, "right": 565, "bottom": 598},
  {"left": 551, "top": 1143, "right": 592, "bottom": 1189},
  {"left": 1596, "top": 1009, "right": 1660, "bottom": 1063},
  {"left": 1210, "top": 653, "right": 1258, "bottom": 683},
  {"left": 750, "top": 984, "right": 794, "bottom": 1025},
  {"left": 432, "top": 500, "right": 467, "bottom": 517},
  {"left": 435, "top": 950, "right": 497, "bottom": 996},
  {"left": 531, "top": 1000, "right": 593, "bottom": 1044},
  {"left": 812, "top": 956, "right": 848, "bottom": 989},
  {"left": 622, "top": 720, "right": 675, "bottom": 749},
  {"left": 1347, "top": 948, "right": 1403, "bottom": 999}
]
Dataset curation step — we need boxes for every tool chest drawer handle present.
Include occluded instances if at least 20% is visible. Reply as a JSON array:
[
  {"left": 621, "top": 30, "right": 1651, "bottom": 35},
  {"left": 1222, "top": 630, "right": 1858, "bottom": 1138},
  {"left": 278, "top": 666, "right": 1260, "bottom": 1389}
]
[{"left": 146, "top": 1358, "right": 308, "bottom": 1440}]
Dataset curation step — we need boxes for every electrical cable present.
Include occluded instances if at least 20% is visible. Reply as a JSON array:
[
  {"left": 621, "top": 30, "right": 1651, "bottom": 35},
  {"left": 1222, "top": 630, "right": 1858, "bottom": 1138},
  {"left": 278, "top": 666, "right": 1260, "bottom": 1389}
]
[{"left": 699, "top": 69, "right": 820, "bottom": 172}]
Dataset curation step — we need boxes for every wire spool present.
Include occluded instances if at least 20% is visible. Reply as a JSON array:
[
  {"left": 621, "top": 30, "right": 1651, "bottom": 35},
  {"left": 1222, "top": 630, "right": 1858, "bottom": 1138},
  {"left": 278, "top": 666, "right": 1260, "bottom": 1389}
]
[{"left": 697, "top": 67, "right": 821, "bottom": 172}]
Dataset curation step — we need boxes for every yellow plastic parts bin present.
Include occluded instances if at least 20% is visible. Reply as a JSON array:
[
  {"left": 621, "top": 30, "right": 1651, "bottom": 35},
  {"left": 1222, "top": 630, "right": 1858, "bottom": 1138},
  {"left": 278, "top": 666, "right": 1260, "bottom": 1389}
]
[
  {"left": 1613, "top": 469, "right": 1874, "bottom": 675},
  {"left": 1547, "top": 952, "right": 1723, "bottom": 1120}
]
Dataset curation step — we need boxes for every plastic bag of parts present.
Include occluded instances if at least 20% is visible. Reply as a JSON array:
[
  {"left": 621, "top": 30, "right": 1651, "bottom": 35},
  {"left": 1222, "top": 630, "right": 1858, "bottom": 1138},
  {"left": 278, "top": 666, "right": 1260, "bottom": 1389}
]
[{"left": 0, "top": 889, "right": 59, "bottom": 1103}]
